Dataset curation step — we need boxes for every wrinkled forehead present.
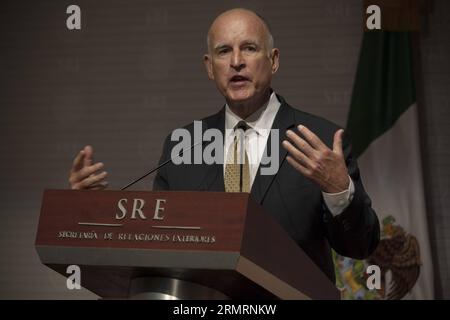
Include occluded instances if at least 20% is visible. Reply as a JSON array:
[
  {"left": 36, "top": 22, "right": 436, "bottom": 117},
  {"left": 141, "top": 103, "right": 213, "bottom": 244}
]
[{"left": 208, "top": 14, "right": 267, "bottom": 47}]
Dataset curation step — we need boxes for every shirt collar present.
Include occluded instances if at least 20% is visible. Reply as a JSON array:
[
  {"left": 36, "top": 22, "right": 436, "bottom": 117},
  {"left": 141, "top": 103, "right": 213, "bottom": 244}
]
[{"left": 225, "top": 91, "right": 281, "bottom": 137}]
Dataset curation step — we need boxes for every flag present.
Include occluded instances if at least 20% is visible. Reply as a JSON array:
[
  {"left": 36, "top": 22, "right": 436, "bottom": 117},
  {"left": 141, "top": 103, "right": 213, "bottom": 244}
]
[{"left": 333, "top": 31, "right": 434, "bottom": 299}]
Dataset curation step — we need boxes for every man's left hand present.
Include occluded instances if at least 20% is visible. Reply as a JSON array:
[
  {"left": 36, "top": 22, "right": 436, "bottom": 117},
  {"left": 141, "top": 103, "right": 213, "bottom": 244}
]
[{"left": 282, "top": 125, "right": 349, "bottom": 193}]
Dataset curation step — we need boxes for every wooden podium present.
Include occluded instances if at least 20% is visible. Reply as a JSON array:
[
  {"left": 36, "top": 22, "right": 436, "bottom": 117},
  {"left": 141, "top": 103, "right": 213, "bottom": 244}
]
[{"left": 35, "top": 190, "right": 340, "bottom": 299}]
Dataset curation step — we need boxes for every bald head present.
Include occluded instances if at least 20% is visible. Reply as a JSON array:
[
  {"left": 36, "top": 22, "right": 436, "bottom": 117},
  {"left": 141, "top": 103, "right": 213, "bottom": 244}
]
[
  {"left": 206, "top": 8, "right": 274, "bottom": 55},
  {"left": 203, "top": 8, "right": 279, "bottom": 115}
]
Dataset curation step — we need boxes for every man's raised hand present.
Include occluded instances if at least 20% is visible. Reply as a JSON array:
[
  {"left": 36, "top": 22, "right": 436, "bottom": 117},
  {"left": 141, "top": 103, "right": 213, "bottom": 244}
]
[
  {"left": 68, "top": 145, "right": 108, "bottom": 190},
  {"left": 282, "top": 125, "right": 349, "bottom": 193}
]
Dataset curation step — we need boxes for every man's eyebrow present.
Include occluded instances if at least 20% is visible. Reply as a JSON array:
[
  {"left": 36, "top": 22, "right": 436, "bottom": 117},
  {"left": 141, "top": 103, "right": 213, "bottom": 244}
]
[
  {"left": 214, "top": 41, "right": 259, "bottom": 51},
  {"left": 241, "top": 40, "right": 258, "bottom": 46},
  {"left": 213, "top": 43, "right": 230, "bottom": 51}
]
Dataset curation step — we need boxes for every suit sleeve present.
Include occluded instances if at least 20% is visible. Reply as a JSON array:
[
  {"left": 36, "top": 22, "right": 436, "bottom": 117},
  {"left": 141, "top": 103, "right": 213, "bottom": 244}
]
[{"left": 323, "top": 132, "right": 380, "bottom": 259}]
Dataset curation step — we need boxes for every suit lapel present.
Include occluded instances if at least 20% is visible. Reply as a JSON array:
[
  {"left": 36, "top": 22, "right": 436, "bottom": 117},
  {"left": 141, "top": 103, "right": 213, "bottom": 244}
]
[
  {"left": 251, "top": 96, "right": 296, "bottom": 204},
  {"left": 197, "top": 107, "right": 225, "bottom": 192}
]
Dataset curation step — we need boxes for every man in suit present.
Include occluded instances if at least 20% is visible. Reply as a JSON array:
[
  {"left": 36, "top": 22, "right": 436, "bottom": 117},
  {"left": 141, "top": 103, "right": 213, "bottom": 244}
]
[{"left": 69, "top": 8, "right": 379, "bottom": 282}]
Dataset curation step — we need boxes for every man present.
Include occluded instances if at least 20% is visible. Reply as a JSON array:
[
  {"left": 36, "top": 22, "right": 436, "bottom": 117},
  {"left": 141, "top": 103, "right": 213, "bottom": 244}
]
[{"left": 69, "top": 8, "right": 379, "bottom": 282}]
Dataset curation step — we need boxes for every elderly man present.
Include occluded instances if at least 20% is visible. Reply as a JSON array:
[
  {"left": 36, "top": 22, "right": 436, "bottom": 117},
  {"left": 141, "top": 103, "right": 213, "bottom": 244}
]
[{"left": 69, "top": 8, "right": 379, "bottom": 282}]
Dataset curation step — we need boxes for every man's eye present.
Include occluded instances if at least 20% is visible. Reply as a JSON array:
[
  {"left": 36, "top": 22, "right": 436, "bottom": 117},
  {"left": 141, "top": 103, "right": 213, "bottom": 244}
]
[
  {"left": 218, "top": 48, "right": 230, "bottom": 55},
  {"left": 245, "top": 46, "right": 257, "bottom": 52}
]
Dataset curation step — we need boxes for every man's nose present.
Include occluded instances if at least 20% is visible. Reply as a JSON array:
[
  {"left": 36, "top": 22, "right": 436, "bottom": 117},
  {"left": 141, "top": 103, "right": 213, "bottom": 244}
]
[{"left": 230, "top": 51, "right": 245, "bottom": 71}]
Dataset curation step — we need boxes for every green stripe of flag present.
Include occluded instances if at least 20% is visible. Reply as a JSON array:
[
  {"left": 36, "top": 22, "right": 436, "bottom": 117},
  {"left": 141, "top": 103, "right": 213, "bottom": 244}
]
[{"left": 346, "top": 31, "right": 416, "bottom": 158}]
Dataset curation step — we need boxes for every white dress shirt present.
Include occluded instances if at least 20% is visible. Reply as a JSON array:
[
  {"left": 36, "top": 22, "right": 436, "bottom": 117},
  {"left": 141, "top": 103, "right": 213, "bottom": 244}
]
[{"left": 224, "top": 92, "right": 354, "bottom": 216}]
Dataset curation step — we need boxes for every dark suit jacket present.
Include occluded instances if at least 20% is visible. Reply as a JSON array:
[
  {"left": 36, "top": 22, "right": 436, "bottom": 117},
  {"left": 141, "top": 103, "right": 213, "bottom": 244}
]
[{"left": 153, "top": 94, "right": 380, "bottom": 282}]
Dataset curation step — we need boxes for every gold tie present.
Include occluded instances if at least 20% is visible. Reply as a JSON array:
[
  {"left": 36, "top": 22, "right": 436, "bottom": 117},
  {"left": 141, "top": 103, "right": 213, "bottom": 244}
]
[{"left": 224, "top": 123, "right": 250, "bottom": 193}]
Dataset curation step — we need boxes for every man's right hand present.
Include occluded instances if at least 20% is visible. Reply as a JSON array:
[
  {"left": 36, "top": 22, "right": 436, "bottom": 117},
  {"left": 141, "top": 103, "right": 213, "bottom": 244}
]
[{"left": 69, "top": 145, "right": 108, "bottom": 190}]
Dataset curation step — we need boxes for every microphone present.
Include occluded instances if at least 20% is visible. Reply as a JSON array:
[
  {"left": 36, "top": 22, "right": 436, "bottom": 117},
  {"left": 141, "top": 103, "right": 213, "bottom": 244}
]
[
  {"left": 235, "top": 121, "right": 250, "bottom": 193},
  {"left": 258, "top": 124, "right": 295, "bottom": 205},
  {"left": 121, "top": 140, "right": 203, "bottom": 190}
]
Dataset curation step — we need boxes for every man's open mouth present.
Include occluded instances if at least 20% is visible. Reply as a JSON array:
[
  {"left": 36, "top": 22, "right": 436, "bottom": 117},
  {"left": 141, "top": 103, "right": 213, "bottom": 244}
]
[{"left": 230, "top": 75, "right": 250, "bottom": 83}]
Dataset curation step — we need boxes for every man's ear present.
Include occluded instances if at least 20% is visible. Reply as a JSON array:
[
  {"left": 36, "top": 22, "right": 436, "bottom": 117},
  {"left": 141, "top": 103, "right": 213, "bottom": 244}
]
[
  {"left": 203, "top": 54, "right": 214, "bottom": 80},
  {"left": 270, "top": 48, "right": 280, "bottom": 74}
]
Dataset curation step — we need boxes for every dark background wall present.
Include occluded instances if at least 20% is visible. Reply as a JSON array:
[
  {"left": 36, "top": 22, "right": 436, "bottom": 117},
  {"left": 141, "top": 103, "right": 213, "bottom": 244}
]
[
  {"left": 0, "top": 0, "right": 448, "bottom": 299},
  {"left": 417, "top": 0, "right": 450, "bottom": 299}
]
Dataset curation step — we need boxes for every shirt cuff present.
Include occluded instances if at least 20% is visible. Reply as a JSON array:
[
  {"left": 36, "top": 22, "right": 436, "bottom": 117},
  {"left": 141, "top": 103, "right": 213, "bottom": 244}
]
[{"left": 322, "top": 176, "right": 355, "bottom": 217}]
